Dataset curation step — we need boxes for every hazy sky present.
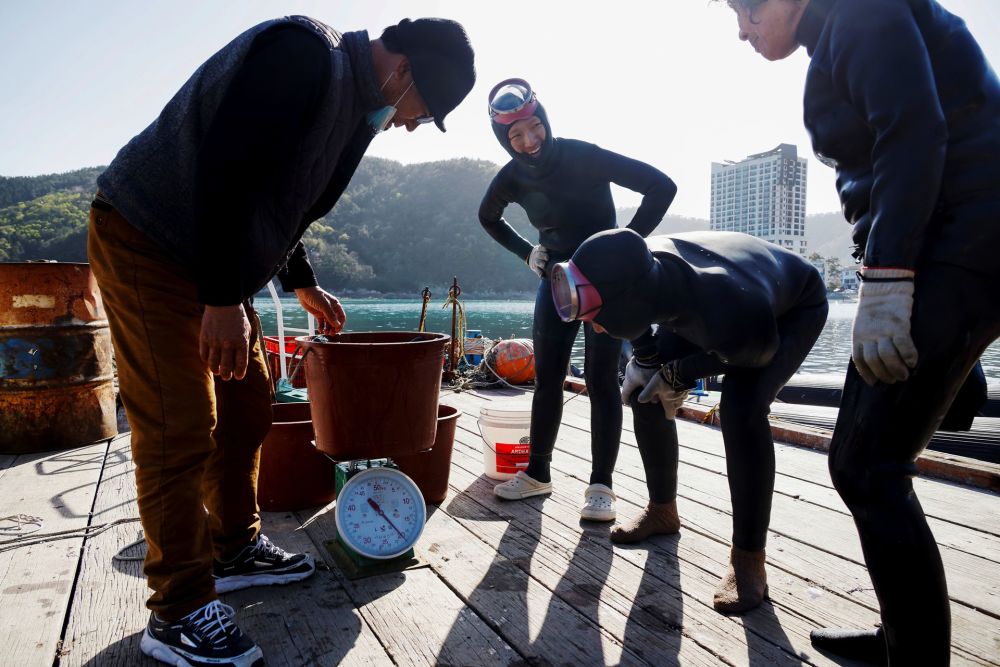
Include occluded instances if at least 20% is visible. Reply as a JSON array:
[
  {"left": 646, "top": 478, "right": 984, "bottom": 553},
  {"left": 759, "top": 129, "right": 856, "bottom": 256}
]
[{"left": 1, "top": 0, "right": 998, "bottom": 219}]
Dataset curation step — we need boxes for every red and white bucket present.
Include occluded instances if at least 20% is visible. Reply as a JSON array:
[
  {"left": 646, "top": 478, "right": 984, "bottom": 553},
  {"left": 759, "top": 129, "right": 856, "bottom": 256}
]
[{"left": 478, "top": 402, "right": 532, "bottom": 480}]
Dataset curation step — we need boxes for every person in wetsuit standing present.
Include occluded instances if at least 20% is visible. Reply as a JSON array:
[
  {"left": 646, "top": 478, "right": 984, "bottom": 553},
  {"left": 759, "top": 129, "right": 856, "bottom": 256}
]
[
  {"left": 723, "top": 0, "right": 1000, "bottom": 662},
  {"left": 551, "top": 228, "right": 828, "bottom": 613},
  {"left": 478, "top": 79, "right": 676, "bottom": 520}
]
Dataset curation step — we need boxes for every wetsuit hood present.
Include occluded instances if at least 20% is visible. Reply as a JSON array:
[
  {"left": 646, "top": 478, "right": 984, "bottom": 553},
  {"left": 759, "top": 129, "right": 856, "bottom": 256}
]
[
  {"left": 569, "top": 228, "right": 669, "bottom": 340},
  {"left": 491, "top": 98, "right": 558, "bottom": 170}
]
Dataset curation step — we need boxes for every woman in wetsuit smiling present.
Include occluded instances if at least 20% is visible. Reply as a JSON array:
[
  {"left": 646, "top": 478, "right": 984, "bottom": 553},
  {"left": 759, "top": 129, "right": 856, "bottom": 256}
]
[{"left": 478, "top": 78, "right": 676, "bottom": 520}]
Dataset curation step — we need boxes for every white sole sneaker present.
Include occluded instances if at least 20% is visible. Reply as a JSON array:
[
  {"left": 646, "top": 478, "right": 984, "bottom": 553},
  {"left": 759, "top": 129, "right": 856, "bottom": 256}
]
[
  {"left": 580, "top": 483, "right": 616, "bottom": 522},
  {"left": 215, "top": 553, "right": 316, "bottom": 594},
  {"left": 140, "top": 627, "right": 264, "bottom": 667},
  {"left": 494, "top": 471, "right": 552, "bottom": 500}
]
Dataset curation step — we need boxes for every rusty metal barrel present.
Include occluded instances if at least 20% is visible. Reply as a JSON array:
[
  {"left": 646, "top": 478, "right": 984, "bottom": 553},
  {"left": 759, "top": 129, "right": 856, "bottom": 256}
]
[{"left": 0, "top": 262, "right": 117, "bottom": 453}]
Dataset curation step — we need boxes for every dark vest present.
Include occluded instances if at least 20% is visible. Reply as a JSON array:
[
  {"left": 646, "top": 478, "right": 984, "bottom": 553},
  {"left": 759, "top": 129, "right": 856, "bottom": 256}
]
[{"left": 98, "top": 17, "right": 379, "bottom": 296}]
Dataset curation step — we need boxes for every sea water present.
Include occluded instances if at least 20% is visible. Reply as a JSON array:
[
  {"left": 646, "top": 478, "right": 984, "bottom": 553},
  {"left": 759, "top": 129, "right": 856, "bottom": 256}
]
[{"left": 255, "top": 298, "right": 1000, "bottom": 382}]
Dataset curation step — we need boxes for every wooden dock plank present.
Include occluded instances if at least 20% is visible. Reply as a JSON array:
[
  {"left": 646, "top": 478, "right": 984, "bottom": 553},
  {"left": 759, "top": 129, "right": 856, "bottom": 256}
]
[
  {"left": 443, "top": 431, "right": 833, "bottom": 666},
  {"left": 60, "top": 434, "right": 148, "bottom": 666},
  {"left": 416, "top": 500, "right": 645, "bottom": 666},
  {"left": 549, "top": 394, "right": 1000, "bottom": 617},
  {"left": 549, "top": 412, "right": 1000, "bottom": 662},
  {"left": 227, "top": 511, "right": 393, "bottom": 667},
  {"left": 443, "top": 405, "right": 880, "bottom": 667},
  {"left": 296, "top": 503, "right": 523, "bottom": 666},
  {"left": 433, "top": 479, "right": 732, "bottom": 665},
  {"left": 0, "top": 441, "right": 108, "bottom": 666},
  {"left": 59, "top": 434, "right": 393, "bottom": 666},
  {"left": 559, "top": 394, "right": 1000, "bottom": 542},
  {"left": 444, "top": 389, "right": 1000, "bottom": 665},
  {"left": 3, "top": 384, "right": 996, "bottom": 666}
]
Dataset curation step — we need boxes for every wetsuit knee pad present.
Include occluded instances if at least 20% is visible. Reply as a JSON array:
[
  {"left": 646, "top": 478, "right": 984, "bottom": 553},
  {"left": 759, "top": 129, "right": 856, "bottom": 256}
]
[{"left": 829, "top": 455, "right": 917, "bottom": 511}]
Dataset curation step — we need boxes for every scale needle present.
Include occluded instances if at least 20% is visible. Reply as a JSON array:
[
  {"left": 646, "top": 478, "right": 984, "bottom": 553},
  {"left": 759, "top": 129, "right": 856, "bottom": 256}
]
[{"left": 367, "top": 498, "right": 405, "bottom": 539}]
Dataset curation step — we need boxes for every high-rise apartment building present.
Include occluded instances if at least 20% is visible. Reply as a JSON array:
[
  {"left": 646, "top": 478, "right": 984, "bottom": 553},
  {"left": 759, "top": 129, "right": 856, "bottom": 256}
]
[{"left": 710, "top": 143, "right": 808, "bottom": 255}]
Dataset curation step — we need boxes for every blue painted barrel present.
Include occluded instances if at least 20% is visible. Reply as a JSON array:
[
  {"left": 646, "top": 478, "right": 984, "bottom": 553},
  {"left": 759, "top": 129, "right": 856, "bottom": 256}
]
[{"left": 0, "top": 263, "right": 117, "bottom": 453}]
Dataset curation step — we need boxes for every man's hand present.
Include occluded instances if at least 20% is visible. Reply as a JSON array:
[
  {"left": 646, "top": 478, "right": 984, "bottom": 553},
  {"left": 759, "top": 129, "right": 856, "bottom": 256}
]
[
  {"left": 200, "top": 304, "right": 251, "bottom": 381},
  {"left": 295, "top": 286, "right": 346, "bottom": 334},
  {"left": 852, "top": 268, "right": 918, "bottom": 385},
  {"left": 621, "top": 357, "right": 659, "bottom": 405},
  {"left": 527, "top": 244, "right": 549, "bottom": 277}
]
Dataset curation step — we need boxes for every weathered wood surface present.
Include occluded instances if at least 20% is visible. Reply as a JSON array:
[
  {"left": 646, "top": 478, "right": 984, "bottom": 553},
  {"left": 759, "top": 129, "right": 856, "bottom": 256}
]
[
  {"left": 443, "top": 387, "right": 1000, "bottom": 665},
  {"left": 58, "top": 435, "right": 392, "bottom": 666},
  {"left": 0, "top": 441, "right": 108, "bottom": 666},
  {"left": 3, "top": 385, "right": 999, "bottom": 666},
  {"left": 296, "top": 504, "right": 521, "bottom": 666}
]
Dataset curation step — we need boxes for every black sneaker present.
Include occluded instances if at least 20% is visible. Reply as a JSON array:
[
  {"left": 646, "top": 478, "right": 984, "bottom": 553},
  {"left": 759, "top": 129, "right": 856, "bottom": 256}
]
[
  {"left": 213, "top": 534, "right": 316, "bottom": 594},
  {"left": 140, "top": 600, "right": 263, "bottom": 667}
]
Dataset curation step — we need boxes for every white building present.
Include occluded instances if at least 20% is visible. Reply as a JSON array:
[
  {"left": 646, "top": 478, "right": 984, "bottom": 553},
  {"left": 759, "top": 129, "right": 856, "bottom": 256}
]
[
  {"left": 710, "top": 143, "right": 808, "bottom": 255},
  {"left": 840, "top": 269, "right": 860, "bottom": 291}
]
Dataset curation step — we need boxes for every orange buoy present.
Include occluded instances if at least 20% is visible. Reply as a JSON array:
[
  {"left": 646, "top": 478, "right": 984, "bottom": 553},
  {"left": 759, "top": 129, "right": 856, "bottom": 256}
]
[{"left": 488, "top": 338, "right": 535, "bottom": 384}]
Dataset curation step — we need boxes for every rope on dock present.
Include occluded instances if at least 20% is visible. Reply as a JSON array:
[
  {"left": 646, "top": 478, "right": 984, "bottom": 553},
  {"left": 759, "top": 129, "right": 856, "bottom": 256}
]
[{"left": 0, "top": 515, "right": 142, "bottom": 555}]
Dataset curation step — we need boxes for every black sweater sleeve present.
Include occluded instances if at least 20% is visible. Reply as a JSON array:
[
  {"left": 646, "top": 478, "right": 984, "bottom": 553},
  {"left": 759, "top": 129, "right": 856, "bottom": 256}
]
[
  {"left": 194, "top": 25, "right": 330, "bottom": 306},
  {"left": 275, "top": 242, "right": 318, "bottom": 292},
  {"left": 478, "top": 171, "right": 534, "bottom": 260},
  {"left": 831, "top": 2, "right": 947, "bottom": 270},
  {"left": 590, "top": 146, "right": 677, "bottom": 237}
]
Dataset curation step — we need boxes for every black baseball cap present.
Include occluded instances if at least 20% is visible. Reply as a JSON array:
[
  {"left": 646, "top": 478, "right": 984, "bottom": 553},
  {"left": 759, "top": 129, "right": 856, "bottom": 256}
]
[{"left": 380, "top": 18, "right": 476, "bottom": 131}]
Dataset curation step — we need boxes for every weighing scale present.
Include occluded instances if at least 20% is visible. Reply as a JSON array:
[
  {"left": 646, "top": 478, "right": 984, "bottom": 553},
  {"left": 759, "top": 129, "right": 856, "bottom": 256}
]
[{"left": 325, "top": 458, "right": 429, "bottom": 579}]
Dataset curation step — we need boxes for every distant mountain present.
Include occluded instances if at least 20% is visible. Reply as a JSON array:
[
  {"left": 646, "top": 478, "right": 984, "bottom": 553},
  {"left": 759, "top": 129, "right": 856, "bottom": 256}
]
[
  {"left": 805, "top": 211, "right": 857, "bottom": 267},
  {"left": 0, "top": 159, "right": 539, "bottom": 295},
  {"left": 0, "top": 162, "right": 858, "bottom": 295},
  {"left": 0, "top": 168, "right": 98, "bottom": 263}
]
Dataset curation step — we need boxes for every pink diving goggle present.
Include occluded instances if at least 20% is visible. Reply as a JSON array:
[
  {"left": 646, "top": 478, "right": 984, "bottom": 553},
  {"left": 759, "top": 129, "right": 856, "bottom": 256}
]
[
  {"left": 550, "top": 260, "right": 603, "bottom": 323},
  {"left": 488, "top": 78, "right": 538, "bottom": 125}
]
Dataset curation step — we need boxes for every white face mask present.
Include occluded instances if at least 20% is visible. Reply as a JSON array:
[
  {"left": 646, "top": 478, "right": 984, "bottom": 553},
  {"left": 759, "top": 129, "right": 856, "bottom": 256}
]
[{"left": 367, "top": 72, "right": 414, "bottom": 134}]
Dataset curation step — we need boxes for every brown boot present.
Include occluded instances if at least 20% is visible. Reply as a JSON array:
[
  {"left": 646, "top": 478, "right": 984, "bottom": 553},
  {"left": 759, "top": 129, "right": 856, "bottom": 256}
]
[
  {"left": 609, "top": 501, "right": 680, "bottom": 544},
  {"left": 713, "top": 546, "right": 768, "bottom": 614}
]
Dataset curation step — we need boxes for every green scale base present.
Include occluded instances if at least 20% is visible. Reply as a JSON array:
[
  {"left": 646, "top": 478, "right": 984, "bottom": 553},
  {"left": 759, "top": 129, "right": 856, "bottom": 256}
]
[{"left": 327, "top": 458, "right": 427, "bottom": 580}]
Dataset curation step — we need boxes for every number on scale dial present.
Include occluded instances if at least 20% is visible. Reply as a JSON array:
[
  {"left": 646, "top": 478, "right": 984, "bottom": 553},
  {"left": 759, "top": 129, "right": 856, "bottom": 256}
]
[{"left": 335, "top": 467, "right": 426, "bottom": 559}]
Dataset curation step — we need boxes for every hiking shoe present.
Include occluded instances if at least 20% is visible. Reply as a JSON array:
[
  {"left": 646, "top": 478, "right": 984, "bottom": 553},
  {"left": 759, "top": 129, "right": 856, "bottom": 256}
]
[
  {"left": 213, "top": 534, "right": 315, "bottom": 594},
  {"left": 140, "top": 600, "right": 263, "bottom": 667}
]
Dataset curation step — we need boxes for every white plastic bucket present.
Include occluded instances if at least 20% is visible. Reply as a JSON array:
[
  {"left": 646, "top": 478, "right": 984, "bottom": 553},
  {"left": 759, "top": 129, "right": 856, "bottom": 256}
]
[{"left": 478, "top": 402, "right": 532, "bottom": 480}]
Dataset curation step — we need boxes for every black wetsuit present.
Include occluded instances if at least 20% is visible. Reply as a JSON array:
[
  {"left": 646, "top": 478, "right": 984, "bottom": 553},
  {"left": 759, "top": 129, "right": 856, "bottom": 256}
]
[
  {"left": 571, "top": 230, "right": 829, "bottom": 551},
  {"left": 796, "top": 0, "right": 1000, "bottom": 662},
  {"left": 479, "top": 112, "right": 676, "bottom": 485}
]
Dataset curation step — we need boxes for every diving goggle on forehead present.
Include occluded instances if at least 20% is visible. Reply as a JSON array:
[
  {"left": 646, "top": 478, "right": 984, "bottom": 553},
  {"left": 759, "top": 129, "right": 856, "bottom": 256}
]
[
  {"left": 488, "top": 78, "right": 538, "bottom": 125},
  {"left": 551, "top": 260, "right": 603, "bottom": 323}
]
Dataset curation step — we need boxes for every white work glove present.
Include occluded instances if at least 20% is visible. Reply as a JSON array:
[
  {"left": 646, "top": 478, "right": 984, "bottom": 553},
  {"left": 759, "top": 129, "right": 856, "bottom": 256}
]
[
  {"left": 637, "top": 361, "right": 691, "bottom": 420},
  {"left": 621, "top": 357, "right": 659, "bottom": 405},
  {"left": 527, "top": 244, "right": 549, "bottom": 277},
  {"left": 852, "top": 267, "right": 918, "bottom": 386}
]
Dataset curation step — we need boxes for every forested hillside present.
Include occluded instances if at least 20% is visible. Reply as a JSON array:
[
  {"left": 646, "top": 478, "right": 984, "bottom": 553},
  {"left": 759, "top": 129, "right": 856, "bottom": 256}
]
[{"left": 0, "top": 159, "right": 855, "bottom": 295}]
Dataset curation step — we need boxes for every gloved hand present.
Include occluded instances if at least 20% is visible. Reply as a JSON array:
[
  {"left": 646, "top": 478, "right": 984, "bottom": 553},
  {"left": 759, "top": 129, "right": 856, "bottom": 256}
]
[
  {"left": 620, "top": 356, "right": 659, "bottom": 405},
  {"left": 527, "top": 244, "right": 549, "bottom": 277},
  {"left": 637, "top": 360, "right": 692, "bottom": 420},
  {"left": 852, "top": 267, "right": 918, "bottom": 385}
]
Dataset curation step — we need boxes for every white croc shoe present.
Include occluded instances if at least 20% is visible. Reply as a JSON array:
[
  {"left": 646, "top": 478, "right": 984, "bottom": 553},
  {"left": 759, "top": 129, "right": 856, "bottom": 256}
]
[
  {"left": 581, "top": 484, "right": 617, "bottom": 521},
  {"left": 494, "top": 471, "right": 552, "bottom": 500}
]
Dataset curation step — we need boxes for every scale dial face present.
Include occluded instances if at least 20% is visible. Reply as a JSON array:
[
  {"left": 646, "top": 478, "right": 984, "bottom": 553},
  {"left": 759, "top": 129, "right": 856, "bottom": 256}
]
[{"left": 335, "top": 467, "right": 426, "bottom": 560}]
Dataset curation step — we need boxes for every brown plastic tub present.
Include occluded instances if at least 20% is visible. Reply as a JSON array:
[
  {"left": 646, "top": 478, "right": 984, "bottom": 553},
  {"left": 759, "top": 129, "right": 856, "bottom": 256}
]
[
  {"left": 257, "top": 402, "right": 337, "bottom": 511},
  {"left": 297, "top": 331, "right": 449, "bottom": 460},
  {"left": 394, "top": 404, "right": 461, "bottom": 505}
]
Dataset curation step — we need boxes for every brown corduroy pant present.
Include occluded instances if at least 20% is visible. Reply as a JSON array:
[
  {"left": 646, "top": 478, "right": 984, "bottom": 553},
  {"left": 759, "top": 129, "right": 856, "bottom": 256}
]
[{"left": 87, "top": 201, "right": 274, "bottom": 620}]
